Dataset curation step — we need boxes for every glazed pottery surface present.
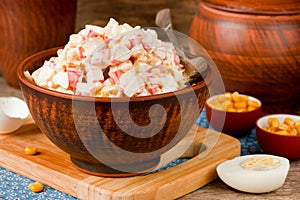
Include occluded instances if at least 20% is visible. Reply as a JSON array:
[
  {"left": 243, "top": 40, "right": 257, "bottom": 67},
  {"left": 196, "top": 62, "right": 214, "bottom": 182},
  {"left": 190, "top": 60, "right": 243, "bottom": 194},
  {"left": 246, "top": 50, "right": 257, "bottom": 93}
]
[
  {"left": 18, "top": 47, "right": 213, "bottom": 177},
  {"left": 197, "top": 0, "right": 300, "bottom": 14},
  {"left": 0, "top": 0, "right": 77, "bottom": 88},
  {"left": 190, "top": 1, "right": 300, "bottom": 114}
]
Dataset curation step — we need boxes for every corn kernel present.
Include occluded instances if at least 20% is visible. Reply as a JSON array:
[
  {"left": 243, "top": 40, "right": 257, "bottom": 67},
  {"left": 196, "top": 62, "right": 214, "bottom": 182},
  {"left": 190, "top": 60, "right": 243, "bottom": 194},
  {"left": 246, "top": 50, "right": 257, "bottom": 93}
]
[
  {"left": 275, "top": 130, "right": 289, "bottom": 135},
  {"left": 231, "top": 91, "right": 240, "bottom": 102},
  {"left": 247, "top": 106, "right": 256, "bottom": 111},
  {"left": 290, "top": 129, "right": 297, "bottom": 136},
  {"left": 233, "top": 101, "right": 247, "bottom": 110},
  {"left": 263, "top": 117, "right": 300, "bottom": 136},
  {"left": 226, "top": 104, "right": 234, "bottom": 111},
  {"left": 269, "top": 127, "right": 278, "bottom": 133},
  {"left": 24, "top": 146, "right": 38, "bottom": 155},
  {"left": 227, "top": 107, "right": 236, "bottom": 112},
  {"left": 28, "top": 182, "right": 44, "bottom": 193},
  {"left": 248, "top": 100, "right": 260, "bottom": 108},
  {"left": 278, "top": 124, "right": 290, "bottom": 131},
  {"left": 217, "top": 96, "right": 227, "bottom": 103},
  {"left": 224, "top": 92, "right": 232, "bottom": 99},
  {"left": 240, "top": 95, "right": 249, "bottom": 102},
  {"left": 283, "top": 118, "right": 295, "bottom": 127},
  {"left": 268, "top": 118, "right": 279, "bottom": 129},
  {"left": 236, "top": 108, "right": 246, "bottom": 113}
]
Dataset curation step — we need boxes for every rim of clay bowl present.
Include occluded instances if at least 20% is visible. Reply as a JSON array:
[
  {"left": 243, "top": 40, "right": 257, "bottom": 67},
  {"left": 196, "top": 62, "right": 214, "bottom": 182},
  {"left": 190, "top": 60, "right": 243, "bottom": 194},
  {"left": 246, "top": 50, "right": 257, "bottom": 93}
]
[
  {"left": 256, "top": 114, "right": 300, "bottom": 138},
  {"left": 206, "top": 93, "right": 262, "bottom": 114},
  {"left": 199, "top": 0, "right": 300, "bottom": 14},
  {"left": 18, "top": 47, "right": 213, "bottom": 103}
]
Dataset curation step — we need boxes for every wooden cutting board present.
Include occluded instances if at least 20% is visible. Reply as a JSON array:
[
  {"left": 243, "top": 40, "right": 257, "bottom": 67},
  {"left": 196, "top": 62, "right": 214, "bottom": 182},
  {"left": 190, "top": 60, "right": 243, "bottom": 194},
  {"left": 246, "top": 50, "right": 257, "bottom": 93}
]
[{"left": 0, "top": 116, "right": 240, "bottom": 200}]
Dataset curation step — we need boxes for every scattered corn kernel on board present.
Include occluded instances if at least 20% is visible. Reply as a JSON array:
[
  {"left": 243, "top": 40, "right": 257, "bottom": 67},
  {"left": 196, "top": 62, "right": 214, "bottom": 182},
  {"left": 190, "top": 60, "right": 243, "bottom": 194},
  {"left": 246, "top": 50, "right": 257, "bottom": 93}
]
[{"left": 0, "top": 116, "right": 240, "bottom": 200}]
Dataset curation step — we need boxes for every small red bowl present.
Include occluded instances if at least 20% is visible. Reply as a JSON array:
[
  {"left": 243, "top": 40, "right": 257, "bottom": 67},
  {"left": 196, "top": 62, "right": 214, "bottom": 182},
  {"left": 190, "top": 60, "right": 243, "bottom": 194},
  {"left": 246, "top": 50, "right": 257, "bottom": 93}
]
[
  {"left": 205, "top": 94, "right": 262, "bottom": 137},
  {"left": 256, "top": 114, "right": 300, "bottom": 160}
]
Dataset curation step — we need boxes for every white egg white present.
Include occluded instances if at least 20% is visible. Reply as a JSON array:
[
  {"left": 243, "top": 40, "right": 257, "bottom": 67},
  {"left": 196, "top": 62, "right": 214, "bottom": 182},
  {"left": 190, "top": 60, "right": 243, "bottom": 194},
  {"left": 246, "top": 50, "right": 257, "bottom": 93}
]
[{"left": 216, "top": 154, "right": 290, "bottom": 193}]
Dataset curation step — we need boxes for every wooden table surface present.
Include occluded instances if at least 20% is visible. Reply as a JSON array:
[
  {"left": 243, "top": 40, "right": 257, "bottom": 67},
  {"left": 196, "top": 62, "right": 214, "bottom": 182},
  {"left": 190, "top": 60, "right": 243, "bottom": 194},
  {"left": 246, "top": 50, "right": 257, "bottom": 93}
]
[
  {"left": 1, "top": 77, "right": 300, "bottom": 199},
  {"left": 1, "top": 0, "right": 300, "bottom": 199}
]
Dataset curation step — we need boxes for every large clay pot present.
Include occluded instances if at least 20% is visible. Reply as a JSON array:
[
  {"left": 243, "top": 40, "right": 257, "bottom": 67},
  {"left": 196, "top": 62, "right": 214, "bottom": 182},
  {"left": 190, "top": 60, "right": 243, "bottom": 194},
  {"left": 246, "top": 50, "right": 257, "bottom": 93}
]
[
  {"left": 0, "top": 0, "right": 77, "bottom": 88},
  {"left": 190, "top": 0, "right": 300, "bottom": 114}
]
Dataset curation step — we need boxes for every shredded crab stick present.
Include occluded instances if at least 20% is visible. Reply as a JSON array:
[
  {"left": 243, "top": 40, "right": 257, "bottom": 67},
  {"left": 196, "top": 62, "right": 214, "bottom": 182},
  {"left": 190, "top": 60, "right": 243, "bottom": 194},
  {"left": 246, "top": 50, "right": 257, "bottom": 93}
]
[{"left": 25, "top": 18, "right": 190, "bottom": 97}]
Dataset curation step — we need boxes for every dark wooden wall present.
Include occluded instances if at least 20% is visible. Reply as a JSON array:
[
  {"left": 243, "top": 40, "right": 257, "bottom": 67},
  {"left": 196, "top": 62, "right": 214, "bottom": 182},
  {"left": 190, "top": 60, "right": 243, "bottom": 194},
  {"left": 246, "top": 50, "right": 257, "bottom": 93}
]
[
  {"left": 76, "top": 0, "right": 197, "bottom": 35},
  {"left": 0, "top": 0, "right": 197, "bottom": 77}
]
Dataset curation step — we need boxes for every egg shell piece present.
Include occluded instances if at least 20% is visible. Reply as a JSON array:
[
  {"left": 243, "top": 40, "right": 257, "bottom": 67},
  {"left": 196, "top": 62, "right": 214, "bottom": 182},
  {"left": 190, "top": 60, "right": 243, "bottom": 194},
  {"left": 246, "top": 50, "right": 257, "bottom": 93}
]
[
  {"left": 217, "top": 154, "right": 290, "bottom": 193},
  {"left": 0, "top": 97, "right": 30, "bottom": 134}
]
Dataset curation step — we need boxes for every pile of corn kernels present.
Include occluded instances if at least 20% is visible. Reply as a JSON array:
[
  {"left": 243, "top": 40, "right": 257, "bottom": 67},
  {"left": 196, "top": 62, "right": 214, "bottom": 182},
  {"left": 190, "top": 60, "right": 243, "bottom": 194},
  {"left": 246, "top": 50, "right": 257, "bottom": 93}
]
[
  {"left": 208, "top": 91, "right": 260, "bottom": 112},
  {"left": 263, "top": 117, "right": 300, "bottom": 136}
]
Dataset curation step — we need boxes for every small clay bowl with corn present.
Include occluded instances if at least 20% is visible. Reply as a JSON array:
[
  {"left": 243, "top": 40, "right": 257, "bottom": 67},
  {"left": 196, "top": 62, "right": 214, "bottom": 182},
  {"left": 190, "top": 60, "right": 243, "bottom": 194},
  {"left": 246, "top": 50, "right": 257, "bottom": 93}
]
[
  {"left": 256, "top": 114, "right": 300, "bottom": 160},
  {"left": 205, "top": 92, "right": 262, "bottom": 137}
]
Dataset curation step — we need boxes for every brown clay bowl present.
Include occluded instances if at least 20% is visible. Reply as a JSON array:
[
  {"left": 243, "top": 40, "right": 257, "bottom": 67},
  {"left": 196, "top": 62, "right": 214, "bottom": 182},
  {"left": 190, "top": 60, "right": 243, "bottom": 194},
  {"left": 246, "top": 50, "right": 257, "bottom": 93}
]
[
  {"left": 205, "top": 94, "right": 262, "bottom": 137},
  {"left": 17, "top": 47, "right": 213, "bottom": 177},
  {"left": 256, "top": 114, "right": 300, "bottom": 160},
  {"left": 190, "top": 1, "right": 300, "bottom": 114}
]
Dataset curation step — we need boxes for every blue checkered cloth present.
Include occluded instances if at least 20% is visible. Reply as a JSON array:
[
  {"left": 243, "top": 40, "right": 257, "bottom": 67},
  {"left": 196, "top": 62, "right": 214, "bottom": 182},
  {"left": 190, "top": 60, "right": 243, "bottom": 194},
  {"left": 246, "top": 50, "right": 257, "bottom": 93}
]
[{"left": 0, "top": 109, "right": 263, "bottom": 199}]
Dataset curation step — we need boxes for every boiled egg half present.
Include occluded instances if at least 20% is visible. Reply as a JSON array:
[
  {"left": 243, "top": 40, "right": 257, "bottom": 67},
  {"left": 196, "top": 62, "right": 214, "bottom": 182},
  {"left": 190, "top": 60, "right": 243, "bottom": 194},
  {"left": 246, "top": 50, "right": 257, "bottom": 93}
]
[{"left": 217, "top": 154, "right": 290, "bottom": 193}]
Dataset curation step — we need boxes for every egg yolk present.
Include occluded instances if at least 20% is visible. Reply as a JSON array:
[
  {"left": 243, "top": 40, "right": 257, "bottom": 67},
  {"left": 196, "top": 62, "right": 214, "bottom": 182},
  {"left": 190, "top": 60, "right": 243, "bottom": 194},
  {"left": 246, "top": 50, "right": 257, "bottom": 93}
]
[{"left": 241, "top": 157, "right": 280, "bottom": 171}]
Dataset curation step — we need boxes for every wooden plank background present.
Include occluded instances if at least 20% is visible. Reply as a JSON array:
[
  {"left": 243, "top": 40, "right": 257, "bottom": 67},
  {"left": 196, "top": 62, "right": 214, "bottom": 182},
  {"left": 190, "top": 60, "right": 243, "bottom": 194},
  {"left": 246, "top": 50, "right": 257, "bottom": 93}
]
[
  {"left": 0, "top": 0, "right": 197, "bottom": 77},
  {"left": 76, "top": 0, "right": 198, "bottom": 35}
]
